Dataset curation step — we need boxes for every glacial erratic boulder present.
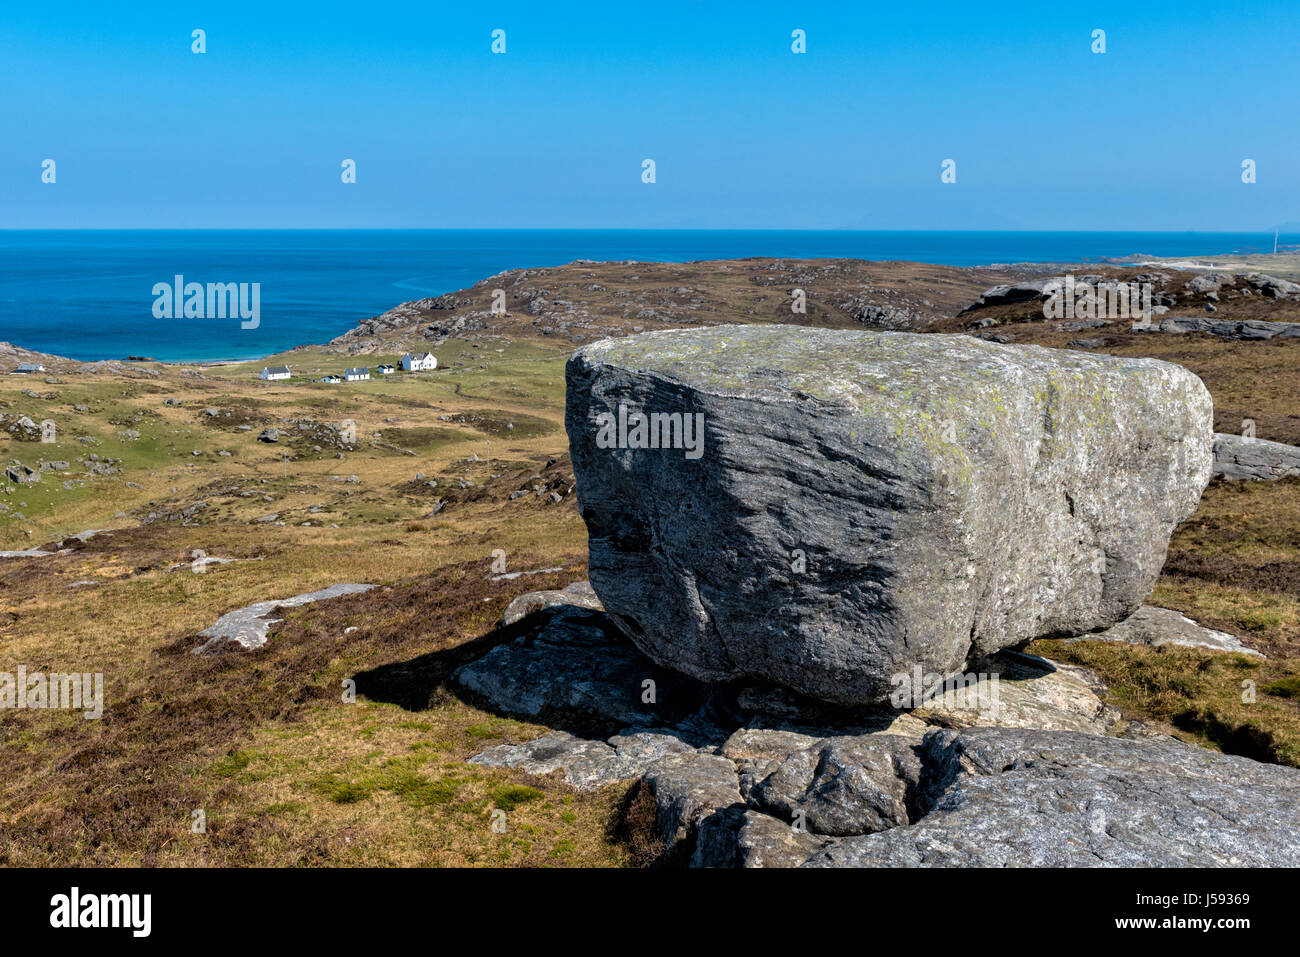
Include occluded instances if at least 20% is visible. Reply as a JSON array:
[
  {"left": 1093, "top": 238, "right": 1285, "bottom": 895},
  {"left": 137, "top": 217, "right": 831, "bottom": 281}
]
[{"left": 566, "top": 325, "right": 1213, "bottom": 705}]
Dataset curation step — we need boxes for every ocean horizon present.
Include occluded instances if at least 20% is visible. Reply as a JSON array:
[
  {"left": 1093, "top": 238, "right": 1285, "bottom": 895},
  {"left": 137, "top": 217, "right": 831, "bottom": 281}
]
[{"left": 1, "top": 229, "right": 1294, "bottom": 363}]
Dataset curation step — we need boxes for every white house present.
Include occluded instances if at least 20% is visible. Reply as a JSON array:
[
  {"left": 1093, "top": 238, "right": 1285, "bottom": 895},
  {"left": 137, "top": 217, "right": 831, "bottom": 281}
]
[
  {"left": 320, "top": 375, "right": 342, "bottom": 383},
  {"left": 401, "top": 352, "right": 437, "bottom": 372},
  {"left": 344, "top": 367, "right": 370, "bottom": 382},
  {"left": 259, "top": 366, "right": 291, "bottom": 381},
  {"left": 377, "top": 364, "right": 395, "bottom": 375},
  {"left": 11, "top": 362, "right": 46, "bottom": 374}
]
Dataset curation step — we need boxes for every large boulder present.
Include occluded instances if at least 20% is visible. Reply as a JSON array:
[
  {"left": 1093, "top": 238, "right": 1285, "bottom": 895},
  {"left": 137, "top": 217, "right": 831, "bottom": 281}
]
[{"left": 566, "top": 325, "right": 1212, "bottom": 705}]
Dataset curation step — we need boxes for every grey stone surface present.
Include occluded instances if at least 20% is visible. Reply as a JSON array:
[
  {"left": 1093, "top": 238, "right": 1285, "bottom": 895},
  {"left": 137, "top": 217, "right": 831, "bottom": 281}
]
[
  {"left": 1067, "top": 604, "right": 1259, "bottom": 656},
  {"left": 193, "top": 583, "right": 376, "bottom": 652},
  {"left": 801, "top": 728, "right": 1300, "bottom": 867},
  {"left": 1243, "top": 272, "right": 1300, "bottom": 299},
  {"left": 468, "top": 729, "right": 695, "bottom": 790},
  {"left": 1212, "top": 432, "right": 1300, "bottom": 481},
  {"left": 962, "top": 279, "right": 1055, "bottom": 309},
  {"left": 748, "top": 734, "right": 922, "bottom": 836},
  {"left": 498, "top": 579, "right": 603, "bottom": 626},
  {"left": 457, "top": 605, "right": 1120, "bottom": 792},
  {"left": 454, "top": 603, "right": 1300, "bottom": 867},
  {"left": 566, "top": 324, "right": 1213, "bottom": 705},
  {"left": 1135, "top": 315, "right": 1300, "bottom": 340},
  {"left": 643, "top": 752, "right": 742, "bottom": 854},
  {"left": 454, "top": 605, "right": 711, "bottom": 728}
]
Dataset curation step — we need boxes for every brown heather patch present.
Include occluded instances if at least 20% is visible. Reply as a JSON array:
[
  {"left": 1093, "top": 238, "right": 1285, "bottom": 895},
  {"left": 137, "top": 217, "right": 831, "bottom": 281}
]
[{"left": 0, "top": 544, "right": 630, "bottom": 866}]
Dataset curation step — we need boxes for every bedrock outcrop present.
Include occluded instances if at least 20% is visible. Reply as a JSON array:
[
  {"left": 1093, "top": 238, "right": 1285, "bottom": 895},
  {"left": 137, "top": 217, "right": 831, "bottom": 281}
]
[{"left": 565, "top": 325, "right": 1213, "bottom": 705}]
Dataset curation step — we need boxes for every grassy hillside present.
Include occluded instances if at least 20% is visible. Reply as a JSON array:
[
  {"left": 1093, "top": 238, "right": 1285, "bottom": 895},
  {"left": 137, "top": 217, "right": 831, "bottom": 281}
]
[{"left": 3, "top": 259, "right": 1299, "bottom": 865}]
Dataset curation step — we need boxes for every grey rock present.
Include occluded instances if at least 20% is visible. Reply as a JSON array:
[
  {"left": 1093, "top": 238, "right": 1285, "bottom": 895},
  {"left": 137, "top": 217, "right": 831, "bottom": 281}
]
[
  {"left": 802, "top": 727, "right": 1300, "bottom": 867},
  {"left": 1068, "top": 604, "right": 1259, "bottom": 655},
  {"left": 499, "top": 580, "right": 604, "bottom": 626},
  {"left": 642, "top": 752, "right": 742, "bottom": 855},
  {"left": 1243, "top": 272, "right": 1300, "bottom": 299},
  {"left": 838, "top": 300, "right": 924, "bottom": 330},
  {"left": 1212, "top": 432, "right": 1300, "bottom": 481},
  {"left": 1183, "top": 274, "right": 1224, "bottom": 294},
  {"left": 5, "top": 462, "right": 40, "bottom": 484},
  {"left": 963, "top": 279, "right": 1055, "bottom": 310},
  {"left": 1135, "top": 316, "right": 1300, "bottom": 340},
  {"left": 193, "top": 583, "right": 376, "bottom": 652},
  {"left": 456, "top": 607, "right": 1121, "bottom": 803},
  {"left": 913, "top": 651, "right": 1120, "bottom": 735},
  {"left": 453, "top": 605, "right": 711, "bottom": 728},
  {"left": 749, "top": 734, "right": 922, "bottom": 836},
  {"left": 469, "top": 729, "right": 696, "bottom": 790},
  {"left": 566, "top": 325, "right": 1213, "bottom": 705},
  {"left": 691, "top": 805, "right": 833, "bottom": 867},
  {"left": 257, "top": 428, "right": 279, "bottom": 443}
]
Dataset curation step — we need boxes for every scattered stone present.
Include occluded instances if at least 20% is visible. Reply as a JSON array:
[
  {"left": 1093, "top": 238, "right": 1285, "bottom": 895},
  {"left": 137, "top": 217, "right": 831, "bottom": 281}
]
[
  {"left": 5, "top": 463, "right": 40, "bottom": 485},
  {"left": 1212, "top": 432, "right": 1300, "bottom": 481},
  {"left": 193, "top": 583, "right": 376, "bottom": 652},
  {"left": 499, "top": 580, "right": 604, "bottom": 626},
  {"left": 1134, "top": 316, "right": 1300, "bottom": 340},
  {"left": 1067, "top": 605, "right": 1259, "bottom": 655}
]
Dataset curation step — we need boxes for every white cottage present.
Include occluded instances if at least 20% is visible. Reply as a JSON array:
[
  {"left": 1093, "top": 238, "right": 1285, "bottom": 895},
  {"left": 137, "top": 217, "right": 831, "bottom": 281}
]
[
  {"left": 377, "top": 364, "right": 395, "bottom": 375},
  {"left": 344, "top": 367, "right": 370, "bottom": 382},
  {"left": 401, "top": 352, "right": 437, "bottom": 372},
  {"left": 259, "top": 366, "right": 291, "bottom": 381}
]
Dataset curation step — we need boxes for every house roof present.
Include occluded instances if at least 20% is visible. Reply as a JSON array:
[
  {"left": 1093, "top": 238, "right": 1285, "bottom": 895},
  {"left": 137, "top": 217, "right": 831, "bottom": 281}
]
[
  {"left": 345, "top": 367, "right": 369, "bottom": 376},
  {"left": 14, "top": 363, "right": 44, "bottom": 372},
  {"left": 264, "top": 366, "right": 290, "bottom": 374},
  {"left": 404, "top": 352, "right": 434, "bottom": 360}
]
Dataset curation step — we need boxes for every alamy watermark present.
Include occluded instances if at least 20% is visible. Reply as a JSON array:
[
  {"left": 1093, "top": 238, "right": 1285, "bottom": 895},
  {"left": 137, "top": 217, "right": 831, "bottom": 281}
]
[
  {"left": 1042, "top": 275, "right": 1153, "bottom": 323},
  {"left": 890, "top": 664, "right": 1000, "bottom": 715},
  {"left": 152, "top": 275, "right": 260, "bottom": 329},
  {"left": 594, "top": 403, "right": 705, "bottom": 460},
  {"left": 1, "top": 666, "right": 103, "bottom": 719}
]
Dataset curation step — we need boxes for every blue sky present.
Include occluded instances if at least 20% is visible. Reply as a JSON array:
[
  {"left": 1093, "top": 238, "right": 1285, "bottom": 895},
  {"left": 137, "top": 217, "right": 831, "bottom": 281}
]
[{"left": 2, "top": 0, "right": 1296, "bottom": 230}]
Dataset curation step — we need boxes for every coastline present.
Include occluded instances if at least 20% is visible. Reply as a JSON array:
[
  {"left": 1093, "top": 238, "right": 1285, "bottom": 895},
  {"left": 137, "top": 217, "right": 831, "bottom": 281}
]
[{"left": 8, "top": 245, "right": 1300, "bottom": 367}]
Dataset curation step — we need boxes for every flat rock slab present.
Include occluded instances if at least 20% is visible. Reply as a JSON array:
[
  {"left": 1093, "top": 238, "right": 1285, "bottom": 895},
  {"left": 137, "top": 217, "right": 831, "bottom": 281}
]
[
  {"left": 1212, "top": 432, "right": 1300, "bottom": 481},
  {"left": 1135, "top": 316, "right": 1300, "bottom": 340},
  {"left": 567, "top": 325, "right": 1213, "bottom": 705},
  {"left": 456, "top": 595, "right": 1119, "bottom": 791},
  {"left": 454, "top": 604, "right": 713, "bottom": 730},
  {"left": 800, "top": 728, "right": 1300, "bottom": 867},
  {"left": 193, "top": 584, "right": 376, "bottom": 652},
  {"left": 1067, "top": 605, "right": 1259, "bottom": 656},
  {"left": 469, "top": 729, "right": 696, "bottom": 791}
]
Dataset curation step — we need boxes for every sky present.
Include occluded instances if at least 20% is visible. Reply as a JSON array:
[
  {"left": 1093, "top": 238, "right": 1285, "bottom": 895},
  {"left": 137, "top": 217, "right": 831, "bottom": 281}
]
[{"left": 1, "top": 1, "right": 1296, "bottom": 230}]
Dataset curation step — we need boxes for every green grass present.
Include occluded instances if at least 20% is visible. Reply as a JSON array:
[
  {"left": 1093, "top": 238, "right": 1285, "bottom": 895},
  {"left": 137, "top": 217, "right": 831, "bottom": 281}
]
[{"left": 489, "top": 784, "right": 544, "bottom": 811}]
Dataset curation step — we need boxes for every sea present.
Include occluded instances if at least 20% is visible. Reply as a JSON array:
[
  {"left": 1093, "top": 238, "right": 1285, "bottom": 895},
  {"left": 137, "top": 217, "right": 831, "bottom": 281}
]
[{"left": 0, "top": 230, "right": 1292, "bottom": 363}]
